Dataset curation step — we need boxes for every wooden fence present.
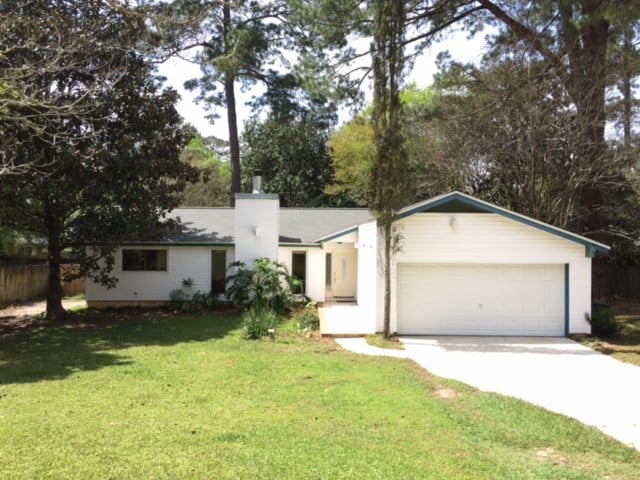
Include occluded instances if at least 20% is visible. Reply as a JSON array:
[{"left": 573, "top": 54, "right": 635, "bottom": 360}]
[
  {"left": 0, "top": 263, "right": 85, "bottom": 305},
  {"left": 593, "top": 260, "right": 640, "bottom": 300}
]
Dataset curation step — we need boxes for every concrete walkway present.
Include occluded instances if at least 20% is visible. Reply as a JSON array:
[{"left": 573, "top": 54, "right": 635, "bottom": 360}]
[
  {"left": 335, "top": 337, "right": 409, "bottom": 359},
  {"left": 335, "top": 336, "right": 640, "bottom": 451}
]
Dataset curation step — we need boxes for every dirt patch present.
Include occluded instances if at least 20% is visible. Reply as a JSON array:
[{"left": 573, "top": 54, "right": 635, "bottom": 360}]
[
  {"left": 0, "top": 298, "right": 86, "bottom": 318},
  {"left": 535, "top": 447, "right": 567, "bottom": 465},
  {"left": 604, "top": 297, "right": 640, "bottom": 316},
  {"left": 0, "top": 298, "right": 87, "bottom": 340},
  {"left": 434, "top": 387, "right": 460, "bottom": 399}
]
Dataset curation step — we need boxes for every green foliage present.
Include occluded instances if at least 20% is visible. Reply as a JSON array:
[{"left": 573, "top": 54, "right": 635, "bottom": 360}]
[
  {"left": 169, "top": 289, "right": 189, "bottom": 309},
  {"left": 1, "top": 311, "right": 639, "bottom": 478},
  {"left": 326, "top": 83, "right": 457, "bottom": 207},
  {"left": 242, "top": 112, "right": 335, "bottom": 207},
  {"left": 370, "top": 0, "right": 410, "bottom": 338},
  {"left": 294, "top": 301, "right": 320, "bottom": 332},
  {"left": 325, "top": 115, "right": 374, "bottom": 206},
  {"left": 226, "top": 258, "right": 299, "bottom": 314},
  {"left": 169, "top": 287, "right": 219, "bottom": 313},
  {"left": 156, "top": 0, "right": 322, "bottom": 199},
  {"left": 587, "top": 307, "right": 619, "bottom": 338},
  {"left": 242, "top": 304, "right": 280, "bottom": 339},
  {"left": 180, "top": 135, "right": 231, "bottom": 207},
  {"left": 0, "top": 0, "right": 197, "bottom": 320}
]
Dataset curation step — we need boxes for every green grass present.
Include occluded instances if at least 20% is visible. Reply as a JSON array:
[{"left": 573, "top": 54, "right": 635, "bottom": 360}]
[
  {"left": 1, "top": 311, "right": 639, "bottom": 479},
  {"left": 365, "top": 333, "right": 405, "bottom": 350},
  {"left": 62, "top": 293, "right": 86, "bottom": 301},
  {"left": 580, "top": 314, "right": 640, "bottom": 367}
]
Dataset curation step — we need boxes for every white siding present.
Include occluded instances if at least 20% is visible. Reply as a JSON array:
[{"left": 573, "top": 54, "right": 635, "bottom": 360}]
[
  {"left": 234, "top": 195, "right": 279, "bottom": 266},
  {"left": 86, "top": 246, "right": 235, "bottom": 302},
  {"left": 376, "top": 213, "right": 592, "bottom": 335},
  {"left": 277, "top": 247, "right": 325, "bottom": 301},
  {"left": 357, "top": 221, "right": 378, "bottom": 333}
]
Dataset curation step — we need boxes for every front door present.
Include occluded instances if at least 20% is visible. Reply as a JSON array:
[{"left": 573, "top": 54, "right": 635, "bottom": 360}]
[{"left": 329, "top": 249, "right": 357, "bottom": 298}]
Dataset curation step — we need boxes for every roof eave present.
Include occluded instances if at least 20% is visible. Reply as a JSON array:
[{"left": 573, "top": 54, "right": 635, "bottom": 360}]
[{"left": 396, "top": 191, "right": 610, "bottom": 256}]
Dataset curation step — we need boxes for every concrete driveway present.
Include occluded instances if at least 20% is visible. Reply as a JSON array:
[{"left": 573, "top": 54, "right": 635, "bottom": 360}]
[{"left": 399, "top": 336, "right": 640, "bottom": 450}]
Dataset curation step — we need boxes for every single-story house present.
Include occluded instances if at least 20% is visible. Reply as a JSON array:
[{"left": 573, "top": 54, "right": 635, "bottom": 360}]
[{"left": 86, "top": 178, "right": 609, "bottom": 336}]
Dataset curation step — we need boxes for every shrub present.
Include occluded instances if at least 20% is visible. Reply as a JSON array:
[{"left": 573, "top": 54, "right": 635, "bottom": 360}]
[
  {"left": 169, "top": 288, "right": 218, "bottom": 312},
  {"left": 243, "top": 305, "right": 279, "bottom": 340},
  {"left": 169, "top": 289, "right": 189, "bottom": 309},
  {"left": 226, "top": 258, "right": 299, "bottom": 314},
  {"left": 586, "top": 307, "right": 618, "bottom": 338},
  {"left": 189, "top": 291, "right": 219, "bottom": 312},
  {"left": 294, "top": 302, "right": 320, "bottom": 332}
]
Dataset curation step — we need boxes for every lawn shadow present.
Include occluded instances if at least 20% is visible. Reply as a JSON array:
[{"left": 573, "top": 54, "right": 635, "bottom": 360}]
[{"left": 0, "top": 309, "right": 242, "bottom": 385}]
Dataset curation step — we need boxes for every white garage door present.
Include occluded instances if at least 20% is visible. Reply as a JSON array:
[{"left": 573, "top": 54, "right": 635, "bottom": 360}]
[{"left": 397, "top": 264, "right": 565, "bottom": 336}]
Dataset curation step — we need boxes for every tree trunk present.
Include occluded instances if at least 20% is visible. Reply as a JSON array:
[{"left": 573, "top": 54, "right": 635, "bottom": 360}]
[
  {"left": 223, "top": 2, "right": 241, "bottom": 206},
  {"left": 44, "top": 187, "right": 66, "bottom": 322},
  {"left": 382, "top": 220, "right": 392, "bottom": 338},
  {"left": 225, "top": 73, "right": 241, "bottom": 205},
  {"left": 571, "top": 4, "right": 609, "bottom": 238},
  {"left": 621, "top": 28, "right": 633, "bottom": 147}
]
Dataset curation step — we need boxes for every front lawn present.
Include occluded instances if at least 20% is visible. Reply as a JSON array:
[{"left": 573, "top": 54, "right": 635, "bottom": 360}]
[
  {"left": 1, "top": 311, "right": 638, "bottom": 479},
  {"left": 582, "top": 314, "right": 640, "bottom": 367},
  {"left": 579, "top": 299, "right": 640, "bottom": 367}
]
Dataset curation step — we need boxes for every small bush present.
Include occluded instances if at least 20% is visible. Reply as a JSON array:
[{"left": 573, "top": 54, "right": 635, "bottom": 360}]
[
  {"left": 169, "top": 289, "right": 189, "bottom": 309},
  {"left": 226, "top": 258, "right": 298, "bottom": 314},
  {"left": 169, "top": 288, "right": 218, "bottom": 312},
  {"left": 294, "top": 302, "right": 319, "bottom": 332},
  {"left": 586, "top": 307, "right": 618, "bottom": 338},
  {"left": 243, "top": 305, "right": 279, "bottom": 340},
  {"left": 190, "top": 291, "right": 218, "bottom": 312}
]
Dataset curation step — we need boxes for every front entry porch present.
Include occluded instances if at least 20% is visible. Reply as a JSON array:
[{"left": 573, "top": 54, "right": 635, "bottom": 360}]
[
  {"left": 324, "top": 244, "right": 358, "bottom": 301},
  {"left": 318, "top": 301, "right": 369, "bottom": 336}
]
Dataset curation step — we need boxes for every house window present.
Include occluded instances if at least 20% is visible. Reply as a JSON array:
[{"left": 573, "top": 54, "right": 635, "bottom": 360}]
[
  {"left": 122, "top": 249, "right": 167, "bottom": 271},
  {"left": 211, "top": 250, "right": 226, "bottom": 294},
  {"left": 292, "top": 252, "right": 306, "bottom": 294},
  {"left": 325, "top": 253, "right": 332, "bottom": 287}
]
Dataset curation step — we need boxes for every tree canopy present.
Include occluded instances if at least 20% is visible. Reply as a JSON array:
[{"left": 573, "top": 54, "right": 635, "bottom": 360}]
[
  {"left": 180, "top": 133, "right": 231, "bottom": 207},
  {"left": 242, "top": 111, "right": 334, "bottom": 207},
  {"left": 0, "top": 0, "right": 195, "bottom": 320}
]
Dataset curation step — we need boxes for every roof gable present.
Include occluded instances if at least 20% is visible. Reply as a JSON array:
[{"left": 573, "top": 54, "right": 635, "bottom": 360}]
[{"left": 397, "top": 191, "right": 610, "bottom": 256}]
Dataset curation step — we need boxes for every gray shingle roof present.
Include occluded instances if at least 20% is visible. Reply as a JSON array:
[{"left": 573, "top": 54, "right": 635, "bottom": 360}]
[
  {"left": 161, "top": 207, "right": 371, "bottom": 245},
  {"left": 279, "top": 209, "right": 371, "bottom": 243}
]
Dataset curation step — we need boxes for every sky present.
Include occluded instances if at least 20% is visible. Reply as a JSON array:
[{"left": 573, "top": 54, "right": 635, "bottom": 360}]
[{"left": 157, "top": 30, "right": 490, "bottom": 140}]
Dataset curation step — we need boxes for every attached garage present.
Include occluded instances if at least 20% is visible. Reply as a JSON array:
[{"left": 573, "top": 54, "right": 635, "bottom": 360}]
[
  {"left": 381, "top": 192, "right": 610, "bottom": 337},
  {"left": 397, "top": 264, "right": 566, "bottom": 336}
]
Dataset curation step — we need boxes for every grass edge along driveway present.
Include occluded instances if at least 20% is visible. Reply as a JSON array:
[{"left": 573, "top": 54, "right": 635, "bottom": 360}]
[{"left": 1, "top": 310, "right": 639, "bottom": 480}]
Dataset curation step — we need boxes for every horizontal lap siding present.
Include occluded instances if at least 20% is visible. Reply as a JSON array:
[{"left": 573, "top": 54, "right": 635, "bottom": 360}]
[
  {"left": 381, "top": 213, "right": 591, "bottom": 334},
  {"left": 278, "top": 247, "right": 325, "bottom": 302},
  {"left": 357, "top": 222, "right": 378, "bottom": 333},
  {"left": 86, "top": 246, "right": 235, "bottom": 302}
]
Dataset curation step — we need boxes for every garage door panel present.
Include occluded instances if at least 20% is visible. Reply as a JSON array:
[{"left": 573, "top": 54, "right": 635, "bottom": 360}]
[{"left": 397, "top": 264, "right": 564, "bottom": 336}]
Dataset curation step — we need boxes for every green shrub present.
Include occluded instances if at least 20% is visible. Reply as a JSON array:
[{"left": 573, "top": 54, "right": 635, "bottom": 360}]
[
  {"left": 169, "top": 288, "right": 218, "bottom": 312},
  {"left": 243, "top": 305, "right": 279, "bottom": 339},
  {"left": 226, "top": 258, "right": 299, "bottom": 314},
  {"left": 586, "top": 307, "right": 618, "bottom": 338},
  {"left": 169, "top": 289, "right": 189, "bottom": 309},
  {"left": 294, "top": 302, "right": 320, "bottom": 332}
]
